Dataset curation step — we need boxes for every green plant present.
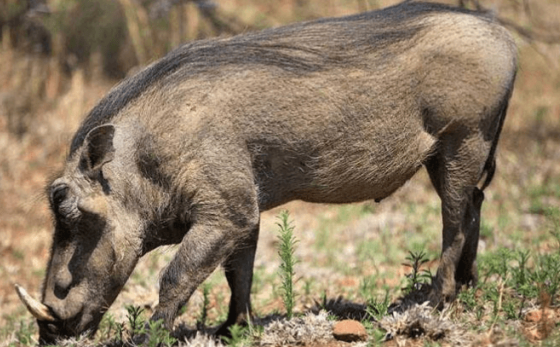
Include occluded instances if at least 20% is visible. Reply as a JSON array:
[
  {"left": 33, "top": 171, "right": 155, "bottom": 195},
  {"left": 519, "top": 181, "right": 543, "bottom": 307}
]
[
  {"left": 13, "top": 319, "right": 35, "bottom": 346},
  {"left": 146, "top": 319, "right": 177, "bottom": 347},
  {"left": 402, "top": 250, "right": 432, "bottom": 294},
  {"left": 479, "top": 248, "right": 513, "bottom": 280},
  {"left": 366, "top": 291, "right": 390, "bottom": 321},
  {"left": 222, "top": 324, "right": 248, "bottom": 347},
  {"left": 276, "top": 210, "right": 299, "bottom": 319},
  {"left": 98, "top": 313, "right": 117, "bottom": 341},
  {"left": 530, "top": 253, "right": 560, "bottom": 304},
  {"left": 197, "top": 283, "right": 211, "bottom": 329},
  {"left": 245, "top": 316, "right": 263, "bottom": 344},
  {"left": 457, "top": 287, "right": 477, "bottom": 311},
  {"left": 125, "top": 305, "right": 146, "bottom": 340},
  {"left": 482, "top": 282, "right": 501, "bottom": 316},
  {"left": 363, "top": 318, "right": 386, "bottom": 347},
  {"left": 370, "top": 329, "right": 387, "bottom": 347},
  {"left": 510, "top": 249, "right": 532, "bottom": 316},
  {"left": 319, "top": 290, "right": 328, "bottom": 311},
  {"left": 511, "top": 250, "right": 530, "bottom": 288},
  {"left": 503, "top": 299, "right": 518, "bottom": 320},
  {"left": 113, "top": 306, "right": 177, "bottom": 346},
  {"left": 115, "top": 322, "right": 125, "bottom": 344}
]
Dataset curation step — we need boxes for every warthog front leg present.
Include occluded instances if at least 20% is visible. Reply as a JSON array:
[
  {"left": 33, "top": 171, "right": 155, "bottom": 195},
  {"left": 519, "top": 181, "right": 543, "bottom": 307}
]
[
  {"left": 151, "top": 223, "right": 235, "bottom": 329},
  {"left": 216, "top": 223, "right": 260, "bottom": 336},
  {"left": 151, "top": 213, "right": 259, "bottom": 331},
  {"left": 426, "top": 132, "right": 490, "bottom": 304}
]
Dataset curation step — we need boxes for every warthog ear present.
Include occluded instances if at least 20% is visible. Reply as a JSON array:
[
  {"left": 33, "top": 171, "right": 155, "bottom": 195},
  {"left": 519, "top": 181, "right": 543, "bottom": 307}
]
[{"left": 80, "top": 124, "right": 115, "bottom": 175}]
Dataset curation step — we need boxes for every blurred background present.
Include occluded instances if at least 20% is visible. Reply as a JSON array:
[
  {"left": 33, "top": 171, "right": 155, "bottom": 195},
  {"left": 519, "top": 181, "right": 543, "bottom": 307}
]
[{"left": 0, "top": 0, "right": 559, "bottom": 343}]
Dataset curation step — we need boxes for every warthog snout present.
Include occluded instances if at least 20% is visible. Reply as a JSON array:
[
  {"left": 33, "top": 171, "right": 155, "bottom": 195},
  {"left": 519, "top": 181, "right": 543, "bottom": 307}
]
[{"left": 15, "top": 283, "right": 96, "bottom": 344}]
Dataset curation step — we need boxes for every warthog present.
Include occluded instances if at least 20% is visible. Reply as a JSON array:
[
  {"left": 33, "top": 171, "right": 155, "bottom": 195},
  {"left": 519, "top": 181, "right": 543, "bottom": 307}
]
[{"left": 17, "top": 1, "right": 517, "bottom": 343}]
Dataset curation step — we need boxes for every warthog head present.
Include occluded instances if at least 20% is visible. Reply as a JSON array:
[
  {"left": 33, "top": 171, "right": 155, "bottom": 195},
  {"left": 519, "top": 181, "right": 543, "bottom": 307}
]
[{"left": 17, "top": 125, "right": 148, "bottom": 343}]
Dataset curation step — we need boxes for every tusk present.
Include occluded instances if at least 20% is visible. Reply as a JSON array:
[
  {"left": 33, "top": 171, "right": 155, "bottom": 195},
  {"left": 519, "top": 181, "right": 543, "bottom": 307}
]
[{"left": 14, "top": 284, "right": 56, "bottom": 322}]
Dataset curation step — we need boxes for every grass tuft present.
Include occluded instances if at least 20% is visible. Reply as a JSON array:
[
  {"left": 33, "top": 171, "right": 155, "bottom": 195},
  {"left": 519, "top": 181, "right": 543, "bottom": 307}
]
[{"left": 366, "top": 291, "right": 391, "bottom": 321}]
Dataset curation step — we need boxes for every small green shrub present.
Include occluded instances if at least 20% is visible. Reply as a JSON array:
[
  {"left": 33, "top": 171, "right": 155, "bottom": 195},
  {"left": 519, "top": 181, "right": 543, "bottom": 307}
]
[
  {"left": 402, "top": 250, "right": 432, "bottom": 294},
  {"left": 125, "top": 305, "right": 146, "bottom": 340},
  {"left": 196, "top": 283, "right": 211, "bottom": 329},
  {"left": 146, "top": 319, "right": 177, "bottom": 347},
  {"left": 222, "top": 324, "right": 249, "bottom": 347},
  {"left": 276, "top": 210, "right": 299, "bottom": 319}
]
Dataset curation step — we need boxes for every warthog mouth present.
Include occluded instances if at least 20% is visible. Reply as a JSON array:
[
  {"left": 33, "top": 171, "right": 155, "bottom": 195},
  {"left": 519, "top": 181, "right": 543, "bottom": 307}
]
[
  {"left": 37, "top": 313, "right": 97, "bottom": 345},
  {"left": 15, "top": 283, "right": 98, "bottom": 343}
]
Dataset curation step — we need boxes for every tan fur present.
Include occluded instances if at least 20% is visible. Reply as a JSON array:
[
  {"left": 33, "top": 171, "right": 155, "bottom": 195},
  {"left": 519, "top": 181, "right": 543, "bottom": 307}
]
[{"left": 33, "top": 3, "right": 516, "bottom": 343}]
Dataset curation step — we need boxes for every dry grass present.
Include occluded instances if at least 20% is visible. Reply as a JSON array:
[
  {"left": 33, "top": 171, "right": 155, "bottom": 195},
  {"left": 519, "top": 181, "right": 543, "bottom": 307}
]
[{"left": 1, "top": 0, "right": 559, "bottom": 346}]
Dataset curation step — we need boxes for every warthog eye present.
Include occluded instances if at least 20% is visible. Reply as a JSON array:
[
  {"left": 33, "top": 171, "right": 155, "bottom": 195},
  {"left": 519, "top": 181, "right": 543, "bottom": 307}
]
[
  {"left": 50, "top": 184, "right": 81, "bottom": 224},
  {"left": 50, "top": 184, "right": 68, "bottom": 208}
]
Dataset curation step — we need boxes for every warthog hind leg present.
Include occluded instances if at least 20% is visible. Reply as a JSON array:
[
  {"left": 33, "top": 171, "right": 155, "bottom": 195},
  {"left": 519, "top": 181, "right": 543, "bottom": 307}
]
[
  {"left": 455, "top": 187, "right": 484, "bottom": 289},
  {"left": 425, "top": 130, "right": 490, "bottom": 305}
]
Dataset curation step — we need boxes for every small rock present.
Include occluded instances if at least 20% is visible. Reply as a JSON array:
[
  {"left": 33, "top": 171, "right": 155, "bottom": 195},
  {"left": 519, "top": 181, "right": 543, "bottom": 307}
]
[
  {"left": 333, "top": 320, "right": 367, "bottom": 342},
  {"left": 524, "top": 308, "right": 555, "bottom": 323}
]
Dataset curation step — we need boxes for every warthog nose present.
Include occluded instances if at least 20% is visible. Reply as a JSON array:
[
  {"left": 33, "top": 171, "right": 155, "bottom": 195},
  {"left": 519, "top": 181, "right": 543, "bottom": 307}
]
[{"left": 54, "top": 268, "right": 73, "bottom": 299}]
